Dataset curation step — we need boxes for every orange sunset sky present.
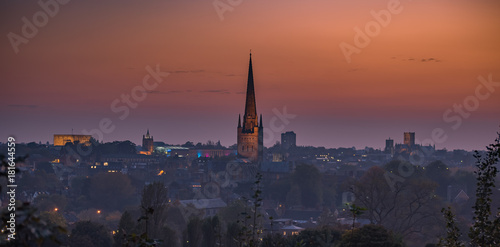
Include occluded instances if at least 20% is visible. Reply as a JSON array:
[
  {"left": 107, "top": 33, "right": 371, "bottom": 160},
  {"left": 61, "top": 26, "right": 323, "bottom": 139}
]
[{"left": 1, "top": 0, "right": 499, "bottom": 150}]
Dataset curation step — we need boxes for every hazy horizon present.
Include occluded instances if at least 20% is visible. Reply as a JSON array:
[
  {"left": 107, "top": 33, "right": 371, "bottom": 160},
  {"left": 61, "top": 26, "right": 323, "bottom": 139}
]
[{"left": 1, "top": 0, "right": 499, "bottom": 151}]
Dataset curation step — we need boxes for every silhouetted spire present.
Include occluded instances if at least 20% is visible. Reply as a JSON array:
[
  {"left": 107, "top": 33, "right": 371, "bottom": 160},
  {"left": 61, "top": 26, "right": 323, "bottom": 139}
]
[
  {"left": 238, "top": 114, "right": 241, "bottom": 128},
  {"left": 259, "top": 114, "right": 263, "bottom": 127},
  {"left": 244, "top": 52, "right": 256, "bottom": 120},
  {"left": 241, "top": 51, "right": 258, "bottom": 132},
  {"left": 146, "top": 129, "right": 150, "bottom": 138}
]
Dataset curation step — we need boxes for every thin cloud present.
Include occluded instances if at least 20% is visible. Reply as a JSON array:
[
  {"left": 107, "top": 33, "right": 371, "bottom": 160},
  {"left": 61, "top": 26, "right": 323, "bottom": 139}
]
[
  {"left": 200, "top": 89, "right": 231, "bottom": 94},
  {"left": 169, "top": 69, "right": 205, "bottom": 74},
  {"left": 348, "top": 68, "right": 367, "bottom": 72},
  {"left": 144, "top": 90, "right": 185, "bottom": 94},
  {"left": 7, "top": 104, "right": 38, "bottom": 108},
  {"left": 401, "top": 57, "right": 441, "bottom": 62}
]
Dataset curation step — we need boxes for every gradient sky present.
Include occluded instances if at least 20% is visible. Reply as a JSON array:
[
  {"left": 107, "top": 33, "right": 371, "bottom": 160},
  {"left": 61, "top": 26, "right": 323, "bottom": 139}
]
[{"left": 1, "top": 0, "right": 499, "bottom": 150}]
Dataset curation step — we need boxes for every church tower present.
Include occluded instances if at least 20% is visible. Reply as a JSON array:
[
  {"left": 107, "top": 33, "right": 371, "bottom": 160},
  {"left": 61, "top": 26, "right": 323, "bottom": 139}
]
[
  {"left": 142, "top": 129, "right": 154, "bottom": 153},
  {"left": 237, "top": 52, "right": 263, "bottom": 162}
]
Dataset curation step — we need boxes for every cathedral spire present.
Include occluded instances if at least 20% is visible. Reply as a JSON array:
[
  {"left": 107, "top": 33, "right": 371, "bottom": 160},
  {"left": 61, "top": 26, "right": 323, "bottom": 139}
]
[
  {"left": 259, "top": 114, "right": 263, "bottom": 127},
  {"left": 243, "top": 51, "right": 257, "bottom": 122},
  {"left": 237, "top": 52, "right": 263, "bottom": 163},
  {"left": 146, "top": 129, "right": 150, "bottom": 138}
]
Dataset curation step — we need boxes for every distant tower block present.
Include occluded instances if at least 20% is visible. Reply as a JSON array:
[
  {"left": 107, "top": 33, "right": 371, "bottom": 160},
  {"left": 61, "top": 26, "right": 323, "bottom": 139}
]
[
  {"left": 142, "top": 129, "right": 154, "bottom": 153},
  {"left": 237, "top": 52, "right": 263, "bottom": 162},
  {"left": 404, "top": 132, "right": 415, "bottom": 148},
  {"left": 281, "top": 131, "right": 296, "bottom": 150}
]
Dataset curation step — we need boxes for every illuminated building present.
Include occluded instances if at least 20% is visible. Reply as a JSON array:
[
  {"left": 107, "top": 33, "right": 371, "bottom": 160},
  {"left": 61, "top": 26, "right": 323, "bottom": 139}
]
[
  {"left": 281, "top": 225, "right": 304, "bottom": 236},
  {"left": 53, "top": 134, "right": 91, "bottom": 146},
  {"left": 190, "top": 149, "right": 237, "bottom": 159},
  {"left": 237, "top": 52, "right": 263, "bottom": 162},
  {"left": 404, "top": 132, "right": 415, "bottom": 148}
]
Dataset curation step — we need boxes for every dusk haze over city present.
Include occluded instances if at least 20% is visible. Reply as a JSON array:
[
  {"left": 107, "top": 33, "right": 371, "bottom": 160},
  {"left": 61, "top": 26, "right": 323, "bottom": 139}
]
[
  {"left": 1, "top": 0, "right": 499, "bottom": 150},
  {"left": 1, "top": 0, "right": 500, "bottom": 246}
]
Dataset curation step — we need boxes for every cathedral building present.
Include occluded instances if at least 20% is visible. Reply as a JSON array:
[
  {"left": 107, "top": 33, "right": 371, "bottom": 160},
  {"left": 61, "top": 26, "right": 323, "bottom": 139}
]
[{"left": 237, "top": 53, "right": 263, "bottom": 162}]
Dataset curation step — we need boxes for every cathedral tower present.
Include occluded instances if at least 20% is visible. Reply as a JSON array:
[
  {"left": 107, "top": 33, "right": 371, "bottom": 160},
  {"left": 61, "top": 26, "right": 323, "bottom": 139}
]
[
  {"left": 142, "top": 129, "right": 154, "bottom": 153},
  {"left": 237, "top": 52, "right": 263, "bottom": 162}
]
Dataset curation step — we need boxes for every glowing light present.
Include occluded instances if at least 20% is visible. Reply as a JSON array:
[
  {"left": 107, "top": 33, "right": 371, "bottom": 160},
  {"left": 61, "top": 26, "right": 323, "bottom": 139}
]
[
  {"left": 54, "top": 208, "right": 58, "bottom": 212},
  {"left": 97, "top": 210, "right": 101, "bottom": 214}
]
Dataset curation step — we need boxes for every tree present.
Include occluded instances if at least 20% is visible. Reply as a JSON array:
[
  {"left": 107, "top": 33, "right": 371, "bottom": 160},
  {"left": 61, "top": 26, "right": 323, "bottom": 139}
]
[
  {"left": 40, "top": 211, "right": 68, "bottom": 247},
  {"left": 237, "top": 172, "right": 265, "bottom": 246},
  {"left": 438, "top": 207, "right": 465, "bottom": 247},
  {"left": 285, "top": 185, "right": 301, "bottom": 207},
  {"left": 348, "top": 203, "right": 366, "bottom": 231},
  {"left": 36, "top": 161, "right": 55, "bottom": 174},
  {"left": 182, "top": 141, "right": 195, "bottom": 148},
  {"left": 89, "top": 172, "right": 135, "bottom": 211},
  {"left": 218, "top": 200, "right": 247, "bottom": 225},
  {"left": 318, "top": 208, "right": 338, "bottom": 227},
  {"left": 0, "top": 155, "right": 66, "bottom": 247},
  {"left": 292, "top": 164, "right": 322, "bottom": 208},
  {"left": 202, "top": 216, "right": 220, "bottom": 247},
  {"left": 340, "top": 224, "right": 402, "bottom": 247},
  {"left": 225, "top": 222, "right": 241, "bottom": 247},
  {"left": 439, "top": 131, "right": 500, "bottom": 246},
  {"left": 265, "top": 176, "right": 291, "bottom": 203},
  {"left": 160, "top": 226, "right": 177, "bottom": 247},
  {"left": 33, "top": 194, "right": 68, "bottom": 212},
  {"left": 261, "top": 233, "right": 288, "bottom": 247},
  {"left": 18, "top": 170, "right": 63, "bottom": 193},
  {"left": 114, "top": 211, "right": 136, "bottom": 247},
  {"left": 349, "top": 166, "right": 441, "bottom": 238},
  {"left": 69, "top": 221, "right": 112, "bottom": 247},
  {"left": 469, "top": 135, "right": 500, "bottom": 246},
  {"left": 425, "top": 161, "right": 451, "bottom": 197},
  {"left": 250, "top": 173, "right": 264, "bottom": 245},
  {"left": 140, "top": 182, "right": 169, "bottom": 239},
  {"left": 185, "top": 216, "right": 203, "bottom": 247},
  {"left": 295, "top": 225, "right": 342, "bottom": 246}
]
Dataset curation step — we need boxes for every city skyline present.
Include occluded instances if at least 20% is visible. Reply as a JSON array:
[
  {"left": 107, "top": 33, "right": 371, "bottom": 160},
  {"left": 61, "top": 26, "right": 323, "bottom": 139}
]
[{"left": 1, "top": 0, "right": 500, "bottom": 151}]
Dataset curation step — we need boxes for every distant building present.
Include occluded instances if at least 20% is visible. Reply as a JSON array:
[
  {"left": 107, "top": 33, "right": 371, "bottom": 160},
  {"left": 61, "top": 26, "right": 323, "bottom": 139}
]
[
  {"left": 281, "top": 131, "right": 296, "bottom": 150},
  {"left": 179, "top": 198, "right": 227, "bottom": 218},
  {"left": 142, "top": 129, "right": 154, "bottom": 153},
  {"left": 54, "top": 134, "right": 91, "bottom": 146},
  {"left": 190, "top": 149, "right": 237, "bottom": 159},
  {"left": 385, "top": 138, "right": 394, "bottom": 154},
  {"left": 404, "top": 132, "right": 415, "bottom": 148},
  {"left": 237, "top": 53, "right": 263, "bottom": 162},
  {"left": 281, "top": 225, "right": 304, "bottom": 236},
  {"left": 156, "top": 146, "right": 190, "bottom": 157}
]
